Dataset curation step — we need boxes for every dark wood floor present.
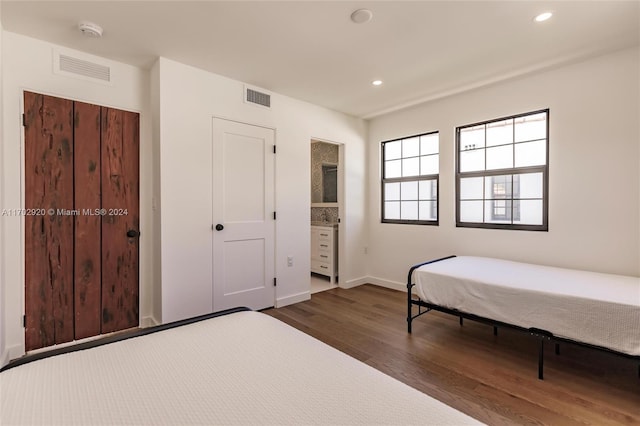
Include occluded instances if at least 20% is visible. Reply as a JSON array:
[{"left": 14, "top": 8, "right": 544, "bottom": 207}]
[{"left": 264, "top": 284, "right": 640, "bottom": 425}]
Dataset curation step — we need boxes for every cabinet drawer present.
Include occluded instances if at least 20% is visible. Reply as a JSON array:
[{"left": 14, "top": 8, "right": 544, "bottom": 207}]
[
  {"left": 316, "top": 230, "right": 332, "bottom": 241},
  {"left": 311, "top": 248, "right": 331, "bottom": 262},
  {"left": 311, "top": 259, "right": 332, "bottom": 274}
]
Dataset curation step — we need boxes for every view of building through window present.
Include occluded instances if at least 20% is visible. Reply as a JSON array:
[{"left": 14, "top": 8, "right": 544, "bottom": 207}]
[{"left": 456, "top": 110, "right": 548, "bottom": 230}]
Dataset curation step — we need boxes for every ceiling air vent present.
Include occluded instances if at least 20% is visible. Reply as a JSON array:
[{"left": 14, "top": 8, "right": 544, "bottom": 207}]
[
  {"left": 53, "top": 50, "right": 112, "bottom": 85},
  {"left": 244, "top": 86, "right": 271, "bottom": 109}
]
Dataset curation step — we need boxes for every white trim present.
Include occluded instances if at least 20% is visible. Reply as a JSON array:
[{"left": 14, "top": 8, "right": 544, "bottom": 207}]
[
  {"left": 5, "top": 344, "right": 23, "bottom": 365},
  {"left": 340, "top": 276, "right": 368, "bottom": 289},
  {"left": 1, "top": 349, "right": 10, "bottom": 368},
  {"left": 141, "top": 316, "right": 160, "bottom": 328},
  {"left": 276, "top": 291, "right": 310, "bottom": 308},
  {"left": 362, "top": 276, "right": 406, "bottom": 292}
]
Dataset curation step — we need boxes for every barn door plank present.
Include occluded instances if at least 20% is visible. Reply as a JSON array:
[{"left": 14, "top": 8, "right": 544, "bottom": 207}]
[
  {"left": 101, "top": 108, "right": 140, "bottom": 333},
  {"left": 74, "top": 101, "right": 102, "bottom": 340},
  {"left": 24, "top": 91, "right": 75, "bottom": 351}
]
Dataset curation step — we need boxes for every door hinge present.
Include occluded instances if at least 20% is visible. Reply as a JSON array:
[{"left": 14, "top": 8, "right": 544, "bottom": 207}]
[
  {"left": 23, "top": 315, "right": 26, "bottom": 328},
  {"left": 273, "top": 277, "right": 277, "bottom": 287},
  {"left": 273, "top": 145, "right": 276, "bottom": 154},
  {"left": 22, "top": 114, "right": 26, "bottom": 127},
  {"left": 273, "top": 211, "right": 276, "bottom": 220}
]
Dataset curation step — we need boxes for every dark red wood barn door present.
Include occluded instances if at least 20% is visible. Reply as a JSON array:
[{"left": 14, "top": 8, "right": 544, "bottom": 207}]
[{"left": 24, "top": 91, "right": 140, "bottom": 351}]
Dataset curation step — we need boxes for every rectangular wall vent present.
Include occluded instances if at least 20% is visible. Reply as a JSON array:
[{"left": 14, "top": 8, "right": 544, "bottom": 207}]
[
  {"left": 59, "top": 54, "right": 111, "bottom": 82},
  {"left": 53, "top": 49, "right": 112, "bottom": 85},
  {"left": 245, "top": 86, "right": 271, "bottom": 108}
]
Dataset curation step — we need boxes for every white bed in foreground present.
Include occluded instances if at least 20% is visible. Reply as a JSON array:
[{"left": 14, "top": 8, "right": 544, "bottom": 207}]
[{"left": 1, "top": 309, "right": 481, "bottom": 425}]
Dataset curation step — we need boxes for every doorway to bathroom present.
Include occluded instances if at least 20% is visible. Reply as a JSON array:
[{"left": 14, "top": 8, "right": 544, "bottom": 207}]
[{"left": 310, "top": 139, "right": 343, "bottom": 294}]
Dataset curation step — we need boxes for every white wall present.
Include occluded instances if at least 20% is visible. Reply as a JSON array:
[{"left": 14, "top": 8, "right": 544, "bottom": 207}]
[
  {"left": 155, "top": 58, "right": 368, "bottom": 323},
  {"left": 0, "top": 3, "right": 6, "bottom": 366},
  {"left": 367, "top": 48, "right": 640, "bottom": 289},
  {"left": 0, "top": 32, "right": 154, "bottom": 362}
]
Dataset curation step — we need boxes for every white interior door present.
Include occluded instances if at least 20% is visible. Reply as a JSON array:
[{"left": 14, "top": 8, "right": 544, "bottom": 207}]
[{"left": 212, "top": 118, "right": 275, "bottom": 312}]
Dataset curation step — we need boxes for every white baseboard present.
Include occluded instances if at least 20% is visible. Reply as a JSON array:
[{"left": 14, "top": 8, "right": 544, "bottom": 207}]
[
  {"left": 141, "top": 316, "right": 159, "bottom": 328},
  {"left": 3, "top": 344, "right": 24, "bottom": 365},
  {"left": 276, "top": 291, "right": 310, "bottom": 308},
  {"left": 340, "top": 276, "right": 369, "bottom": 289},
  {"left": 1, "top": 348, "right": 10, "bottom": 368},
  {"left": 365, "top": 276, "right": 406, "bottom": 292}
]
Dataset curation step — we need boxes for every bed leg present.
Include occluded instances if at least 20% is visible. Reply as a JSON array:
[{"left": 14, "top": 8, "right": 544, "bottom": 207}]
[
  {"left": 459, "top": 317, "right": 463, "bottom": 326},
  {"left": 538, "top": 339, "right": 545, "bottom": 380},
  {"left": 493, "top": 326, "right": 498, "bottom": 336},
  {"left": 555, "top": 343, "right": 560, "bottom": 355},
  {"left": 407, "top": 283, "right": 413, "bottom": 334}
]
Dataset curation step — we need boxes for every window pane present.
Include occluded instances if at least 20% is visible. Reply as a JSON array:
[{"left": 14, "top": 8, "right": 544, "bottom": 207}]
[
  {"left": 459, "top": 148, "right": 485, "bottom": 172},
  {"left": 515, "top": 140, "right": 546, "bottom": 167},
  {"left": 385, "top": 202, "right": 400, "bottom": 220},
  {"left": 514, "top": 112, "right": 546, "bottom": 142},
  {"left": 486, "top": 119, "right": 513, "bottom": 147},
  {"left": 519, "top": 172, "right": 543, "bottom": 199},
  {"left": 420, "top": 155, "right": 439, "bottom": 175},
  {"left": 401, "top": 201, "right": 418, "bottom": 220},
  {"left": 381, "top": 131, "right": 439, "bottom": 225},
  {"left": 419, "top": 201, "right": 437, "bottom": 221},
  {"left": 384, "top": 182, "right": 400, "bottom": 201},
  {"left": 460, "top": 177, "right": 483, "bottom": 200},
  {"left": 419, "top": 180, "right": 436, "bottom": 200},
  {"left": 385, "top": 159, "right": 401, "bottom": 178},
  {"left": 400, "top": 181, "right": 418, "bottom": 200},
  {"left": 402, "top": 137, "right": 420, "bottom": 158},
  {"left": 485, "top": 145, "right": 513, "bottom": 170},
  {"left": 385, "top": 141, "right": 401, "bottom": 160},
  {"left": 420, "top": 134, "right": 438, "bottom": 155},
  {"left": 485, "top": 200, "right": 512, "bottom": 224},
  {"left": 516, "top": 200, "right": 543, "bottom": 225},
  {"left": 402, "top": 157, "right": 420, "bottom": 177},
  {"left": 460, "top": 200, "right": 483, "bottom": 222},
  {"left": 485, "top": 175, "right": 512, "bottom": 199},
  {"left": 459, "top": 125, "right": 485, "bottom": 150}
]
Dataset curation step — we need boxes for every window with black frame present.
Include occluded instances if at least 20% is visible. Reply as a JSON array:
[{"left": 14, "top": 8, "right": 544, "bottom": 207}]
[
  {"left": 456, "top": 110, "right": 548, "bottom": 231},
  {"left": 381, "top": 132, "right": 439, "bottom": 225}
]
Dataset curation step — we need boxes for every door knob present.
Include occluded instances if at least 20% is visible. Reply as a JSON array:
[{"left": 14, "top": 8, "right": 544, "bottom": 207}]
[
  {"left": 127, "top": 229, "right": 139, "bottom": 238},
  {"left": 215, "top": 224, "right": 224, "bottom": 231}
]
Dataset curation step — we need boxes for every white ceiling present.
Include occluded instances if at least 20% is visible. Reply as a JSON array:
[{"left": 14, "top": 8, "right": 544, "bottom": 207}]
[{"left": 1, "top": 1, "right": 638, "bottom": 118}]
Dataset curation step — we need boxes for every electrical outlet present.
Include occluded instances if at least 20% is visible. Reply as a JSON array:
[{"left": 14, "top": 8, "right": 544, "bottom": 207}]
[{"left": 287, "top": 256, "right": 294, "bottom": 267}]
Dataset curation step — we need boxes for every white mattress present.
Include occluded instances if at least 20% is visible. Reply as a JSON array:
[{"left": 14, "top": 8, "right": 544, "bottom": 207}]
[
  {"left": 414, "top": 256, "right": 640, "bottom": 355},
  {"left": 1, "top": 310, "right": 481, "bottom": 425}
]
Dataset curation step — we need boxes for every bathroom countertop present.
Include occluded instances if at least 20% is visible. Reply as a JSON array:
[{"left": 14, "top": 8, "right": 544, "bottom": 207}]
[{"left": 311, "top": 222, "right": 339, "bottom": 228}]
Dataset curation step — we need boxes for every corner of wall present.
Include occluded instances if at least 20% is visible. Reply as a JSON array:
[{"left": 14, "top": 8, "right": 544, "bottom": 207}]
[
  {"left": 150, "top": 58, "right": 162, "bottom": 324},
  {"left": 0, "top": 5, "right": 7, "bottom": 367}
]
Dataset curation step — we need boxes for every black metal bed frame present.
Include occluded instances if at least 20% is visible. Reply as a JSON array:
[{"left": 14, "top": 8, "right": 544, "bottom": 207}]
[
  {"left": 407, "top": 255, "right": 640, "bottom": 380},
  {"left": 1, "top": 307, "right": 251, "bottom": 373}
]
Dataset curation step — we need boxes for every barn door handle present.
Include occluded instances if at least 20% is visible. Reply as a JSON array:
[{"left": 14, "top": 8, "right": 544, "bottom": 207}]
[
  {"left": 127, "top": 229, "right": 139, "bottom": 238},
  {"left": 215, "top": 224, "right": 224, "bottom": 231}
]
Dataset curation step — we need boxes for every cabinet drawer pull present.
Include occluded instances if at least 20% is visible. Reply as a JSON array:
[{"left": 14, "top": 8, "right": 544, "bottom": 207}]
[
  {"left": 320, "top": 233, "right": 329, "bottom": 237},
  {"left": 320, "top": 255, "right": 328, "bottom": 258},
  {"left": 320, "top": 265, "right": 328, "bottom": 269},
  {"left": 320, "top": 244, "right": 328, "bottom": 248}
]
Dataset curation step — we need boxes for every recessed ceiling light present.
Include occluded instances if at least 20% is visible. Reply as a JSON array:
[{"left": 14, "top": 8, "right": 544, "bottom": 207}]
[
  {"left": 534, "top": 12, "right": 553, "bottom": 22},
  {"left": 351, "top": 9, "right": 373, "bottom": 24},
  {"left": 372, "top": 80, "right": 383, "bottom": 86},
  {"left": 78, "top": 21, "right": 103, "bottom": 38}
]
